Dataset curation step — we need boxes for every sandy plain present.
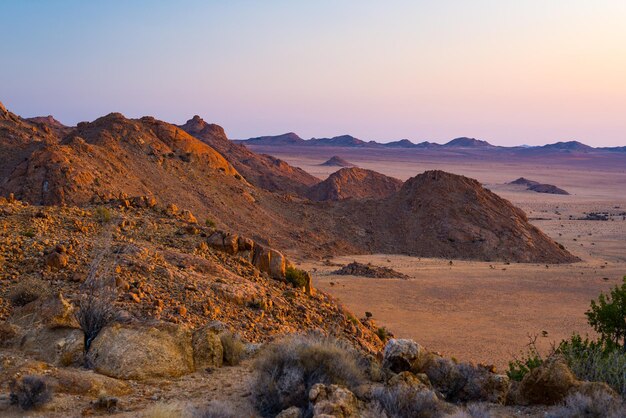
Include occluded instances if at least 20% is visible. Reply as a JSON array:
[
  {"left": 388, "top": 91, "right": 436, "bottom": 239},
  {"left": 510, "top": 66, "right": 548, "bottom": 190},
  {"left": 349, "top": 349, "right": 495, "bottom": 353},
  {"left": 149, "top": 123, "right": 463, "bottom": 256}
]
[{"left": 250, "top": 144, "right": 626, "bottom": 370}]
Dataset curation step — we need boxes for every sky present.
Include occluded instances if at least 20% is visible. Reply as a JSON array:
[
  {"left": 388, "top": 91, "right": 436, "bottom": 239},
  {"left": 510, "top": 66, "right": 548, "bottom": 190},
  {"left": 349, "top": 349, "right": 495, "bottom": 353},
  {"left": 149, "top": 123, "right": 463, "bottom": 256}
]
[{"left": 1, "top": 1, "right": 626, "bottom": 146}]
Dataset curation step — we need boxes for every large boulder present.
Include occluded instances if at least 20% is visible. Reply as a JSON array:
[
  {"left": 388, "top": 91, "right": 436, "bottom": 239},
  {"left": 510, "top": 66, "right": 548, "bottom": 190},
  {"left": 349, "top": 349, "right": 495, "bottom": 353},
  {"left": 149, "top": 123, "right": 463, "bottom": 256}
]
[
  {"left": 8, "top": 293, "right": 84, "bottom": 366},
  {"left": 192, "top": 325, "right": 224, "bottom": 370},
  {"left": 252, "top": 245, "right": 287, "bottom": 279},
  {"left": 518, "top": 356, "right": 579, "bottom": 405},
  {"left": 309, "top": 384, "right": 359, "bottom": 418},
  {"left": 383, "top": 339, "right": 424, "bottom": 373},
  {"left": 207, "top": 231, "right": 239, "bottom": 254},
  {"left": 88, "top": 322, "right": 194, "bottom": 380}
]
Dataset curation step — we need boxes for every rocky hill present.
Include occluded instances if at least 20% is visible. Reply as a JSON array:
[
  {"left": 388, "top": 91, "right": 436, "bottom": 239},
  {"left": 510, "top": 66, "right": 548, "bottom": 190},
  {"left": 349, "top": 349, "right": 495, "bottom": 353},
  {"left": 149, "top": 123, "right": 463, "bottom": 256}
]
[
  {"left": 180, "top": 115, "right": 319, "bottom": 195},
  {"left": 319, "top": 156, "right": 355, "bottom": 167},
  {"left": 335, "top": 171, "right": 579, "bottom": 263},
  {"left": 307, "top": 167, "right": 403, "bottom": 201}
]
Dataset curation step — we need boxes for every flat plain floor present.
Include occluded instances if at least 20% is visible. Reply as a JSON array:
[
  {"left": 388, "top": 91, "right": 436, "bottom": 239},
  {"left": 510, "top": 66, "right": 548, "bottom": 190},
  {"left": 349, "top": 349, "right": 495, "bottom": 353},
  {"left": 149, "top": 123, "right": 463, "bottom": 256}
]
[{"left": 251, "top": 144, "right": 626, "bottom": 370}]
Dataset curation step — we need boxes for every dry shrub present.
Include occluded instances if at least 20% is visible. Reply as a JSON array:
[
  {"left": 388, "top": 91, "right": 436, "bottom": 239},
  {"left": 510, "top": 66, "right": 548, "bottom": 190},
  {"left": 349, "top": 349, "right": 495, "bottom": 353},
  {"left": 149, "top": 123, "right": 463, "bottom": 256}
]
[
  {"left": 220, "top": 332, "right": 244, "bottom": 366},
  {"left": 143, "top": 402, "right": 187, "bottom": 418},
  {"left": 7, "top": 278, "right": 50, "bottom": 307},
  {"left": 547, "top": 390, "right": 626, "bottom": 418},
  {"left": 372, "top": 385, "right": 455, "bottom": 418},
  {"left": 9, "top": 375, "right": 53, "bottom": 411},
  {"left": 76, "top": 278, "right": 117, "bottom": 353},
  {"left": 253, "top": 333, "right": 365, "bottom": 417},
  {"left": 192, "top": 401, "right": 238, "bottom": 418}
]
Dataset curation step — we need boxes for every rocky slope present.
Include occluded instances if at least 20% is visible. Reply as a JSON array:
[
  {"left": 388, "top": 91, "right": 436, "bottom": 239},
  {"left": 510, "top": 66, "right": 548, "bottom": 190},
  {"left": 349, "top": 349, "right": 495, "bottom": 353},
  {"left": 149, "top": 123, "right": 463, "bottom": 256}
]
[
  {"left": 509, "top": 178, "right": 570, "bottom": 195},
  {"left": 180, "top": 116, "right": 318, "bottom": 195},
  {"left": 0, "top": 198, "right": 381, "bottom": 353},
  {"left": 307, "top": 167, "right": 403, "bottom": 201}
]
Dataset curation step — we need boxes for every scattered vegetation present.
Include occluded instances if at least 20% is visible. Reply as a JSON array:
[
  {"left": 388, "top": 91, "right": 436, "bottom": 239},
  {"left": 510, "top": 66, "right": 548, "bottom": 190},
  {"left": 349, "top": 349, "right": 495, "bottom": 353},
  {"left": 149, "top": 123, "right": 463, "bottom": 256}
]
[
  {"left": 9, "top": 375, "right": 53, "bottom": 411},
  {"left": 22, "top": 229, "right": 35, "bottom": 238},
  {"left": 94, "top": 206, "right": 112, "bottom": 224},
  {"left": 220, "top": 332, "right": 244, "bottom": 366},
  {"left": 253, "top": 334, "right": 365, "bottom": 417},
  {"left": 285, "top": 266, "right": 309, "bottom": 289},
  {"left": 205, "top": 218, "right": 216, "bottom": 228},
  {"left": 7, "top": 277, "right": 50, "bottom": 307}
]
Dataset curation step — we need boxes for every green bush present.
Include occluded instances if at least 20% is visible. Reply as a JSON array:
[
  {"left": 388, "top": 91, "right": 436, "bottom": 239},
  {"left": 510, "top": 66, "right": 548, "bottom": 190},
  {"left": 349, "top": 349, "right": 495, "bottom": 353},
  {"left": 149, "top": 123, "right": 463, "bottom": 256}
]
[
  {"left": 285, "top": 266, "right": 309, "bottom": 289},
  {"left": 507, "top": 336, "right": 543, "bottom": 381},
  {"left": 585, "top": 277, "right": 626, "bottom": 348}
]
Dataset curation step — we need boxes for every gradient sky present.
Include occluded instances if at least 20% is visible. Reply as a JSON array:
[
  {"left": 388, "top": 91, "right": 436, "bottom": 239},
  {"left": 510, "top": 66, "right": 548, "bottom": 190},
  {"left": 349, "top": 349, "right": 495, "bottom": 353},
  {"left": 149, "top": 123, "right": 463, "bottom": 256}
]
[{"left": 2, "top": 1, "right": 626, "bottom": 146}]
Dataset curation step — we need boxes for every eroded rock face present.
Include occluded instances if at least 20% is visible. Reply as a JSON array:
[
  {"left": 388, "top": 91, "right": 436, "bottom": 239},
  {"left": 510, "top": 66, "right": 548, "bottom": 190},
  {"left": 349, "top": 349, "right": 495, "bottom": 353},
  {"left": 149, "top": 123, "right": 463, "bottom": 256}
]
[
  {"left": 518, "top": 356, "right": 579, "bottom": 405},
  {"left": 88, "top": 322, "right": 194, "bottom": 380},
  {"left": 383, "top": 339, "right": 424, "bottom": 373},
  {"left": 19, "top": 327, "right": 84, "bottom": 367},
  {"left": 192, "top": 325, "right": 224, "bottom": 370},
  {"left": 207, "top": 232, "right": 287, "bottom": 279},
  {"left": 309, "top": 384, "right": 359, "bottom": 418}
]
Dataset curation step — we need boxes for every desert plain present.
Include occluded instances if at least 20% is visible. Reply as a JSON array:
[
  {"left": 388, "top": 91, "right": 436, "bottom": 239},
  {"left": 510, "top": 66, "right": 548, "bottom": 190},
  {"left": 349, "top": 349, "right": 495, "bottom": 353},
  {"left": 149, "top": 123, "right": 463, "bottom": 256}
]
[{"left": 250, "top": 144, "right": 626, "bottom": 369}]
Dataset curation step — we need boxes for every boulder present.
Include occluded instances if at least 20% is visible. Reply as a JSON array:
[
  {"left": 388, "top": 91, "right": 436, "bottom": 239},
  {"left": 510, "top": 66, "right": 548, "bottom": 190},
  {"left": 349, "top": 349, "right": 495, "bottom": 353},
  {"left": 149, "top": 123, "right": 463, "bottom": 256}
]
[
  {"left": 192, "top": 325, "right": 224, "bottom": 370},
  {"left": 383, "top": 339, "right": 424, "bottom": 373},
  {"left": 387, "top": 371, "right": 430, "bottom": 390},
  {"left": 456, "top": 364, "right": 510, "bottom": 404},
  {"left": 207, "top": 231, "right": 239, "bottom": 254},
  {"left": 88, "top": 322, "right": 194, "bottom": 380},
  {"left": 518, "top": 356, "right": 579, "bottom": 405},
  {"left": 253, "top": 245, "right": 287, "bottom": 279},
  {"left": 10, "top": 292, "right": 79, "bottom": 329},
  {"left": 276, "top": 406, "right": 303, "bottom": 418},
  {"left": 45, "top": 251, "right": 69, "bottom": 270},
  {"left": 50, "top": 368, "right": 131, "bottom": 396},
  {"left": 19, "top": 327, "right": 84, "bottom": 366},
  {"left": 0, "top": 321, "right": 20, "bottom": 347},
  {"left": 309, "top": 384, "right": 359, "bottom": 418},
  {"left": 420, "top": 355, "right": 464, "bottom": 398}
]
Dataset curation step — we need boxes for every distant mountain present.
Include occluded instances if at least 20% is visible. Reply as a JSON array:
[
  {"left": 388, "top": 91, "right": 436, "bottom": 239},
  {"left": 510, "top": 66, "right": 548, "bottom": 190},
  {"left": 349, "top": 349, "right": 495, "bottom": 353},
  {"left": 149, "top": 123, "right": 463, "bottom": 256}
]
[
  {"left": 600, "top": 146, "right": 626, "bottom": 152},
  {"left": 444, "top": 137, "right": 493, "bottom": 148},
  {"left": 319, "top": 156, "right": 355, "bottom": 167},
  {"left": 382, "top": 139, "right": 415, "bottom": 148},
  {"left": 243, "top": 132, "right": 305, "bottom": 146},
  {"left": 509, "top": 177, "right": 539, "bottom": 187},
  {"left": 540, "top": 141, "right": 594, "bottom": 152},
  {"left": 310, "top": 134, "right": 367, "bottom": 147}
]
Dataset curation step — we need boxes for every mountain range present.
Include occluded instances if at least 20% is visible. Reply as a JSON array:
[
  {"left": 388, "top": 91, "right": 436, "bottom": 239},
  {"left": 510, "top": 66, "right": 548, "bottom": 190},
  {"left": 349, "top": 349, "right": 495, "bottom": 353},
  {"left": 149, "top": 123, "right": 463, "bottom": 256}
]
[{"left": 237, "top": 133, "right": 625, "bottom": 152}]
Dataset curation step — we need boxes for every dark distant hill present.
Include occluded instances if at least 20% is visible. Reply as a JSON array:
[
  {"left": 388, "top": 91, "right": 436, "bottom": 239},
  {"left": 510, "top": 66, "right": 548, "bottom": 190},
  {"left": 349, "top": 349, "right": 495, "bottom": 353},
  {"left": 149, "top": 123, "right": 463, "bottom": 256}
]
[
  {"left": 540, "top": 141, "right": 594, "bottom": 152},
  {"left": 319, "top": 156, "right": 355, "bottom": 167},
  {"left": 444, "top": 137, "right": 493, "bottom": 147},
  {"left": 508, "top": 178, "right": 569, "bottom": 195},
  {"left": 243, "top": 132, "right": 305, "bottom": 146},
  {"left": 309, "top": 135, "right": 366, "bottom": 147}
]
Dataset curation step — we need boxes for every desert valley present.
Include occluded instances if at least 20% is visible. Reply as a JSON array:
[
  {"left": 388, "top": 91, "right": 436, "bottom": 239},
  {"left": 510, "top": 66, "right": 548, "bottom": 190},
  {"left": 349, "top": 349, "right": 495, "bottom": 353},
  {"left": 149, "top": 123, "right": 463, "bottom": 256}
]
[
  {"left": 3, "top": 2, "right": 626, "bottom": 417},
  {"left": 1, "top": 99, "right": 625, "bottom": 417}
]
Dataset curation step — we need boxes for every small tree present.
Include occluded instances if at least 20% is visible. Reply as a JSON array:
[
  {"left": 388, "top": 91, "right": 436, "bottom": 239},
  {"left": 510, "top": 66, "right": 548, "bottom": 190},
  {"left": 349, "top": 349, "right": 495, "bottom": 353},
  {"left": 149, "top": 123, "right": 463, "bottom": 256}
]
[{"left": 585, "top": 277, "right": 626, "bottom": 350}]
